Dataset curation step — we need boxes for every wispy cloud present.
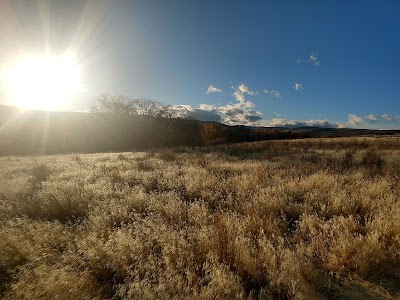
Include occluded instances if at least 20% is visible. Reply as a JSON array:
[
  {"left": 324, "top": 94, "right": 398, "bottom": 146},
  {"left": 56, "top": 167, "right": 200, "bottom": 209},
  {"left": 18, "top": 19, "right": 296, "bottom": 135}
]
[
  {"left": 206, "top": 84, "right": 222, "bottom": 94},
  {"left": 293, "top": 83, "right": 303, "bottom": 91},
  {"left": 347, "top": 114, "right": 364, "bottom": 126},
  {"left": 263, "top": 89, "right": 281, "bottom": 98},
  {"left": 309, "top": 53, "right": 320, "bottom": 66},
  {"left": 381, "top": 114, "right": 393, "bottom": 122},
  {"left": 297, "top": 53, "right": 320, "bottom": 67},
  {"left": 365, "top": 114, "right": 380, "bottom": 122}
]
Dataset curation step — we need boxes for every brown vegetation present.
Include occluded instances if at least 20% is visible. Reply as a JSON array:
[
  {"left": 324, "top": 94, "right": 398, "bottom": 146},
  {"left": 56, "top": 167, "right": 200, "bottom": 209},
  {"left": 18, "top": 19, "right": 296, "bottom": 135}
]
[{"left": 1, "top": 137, "right": 400, "bottom": 299}]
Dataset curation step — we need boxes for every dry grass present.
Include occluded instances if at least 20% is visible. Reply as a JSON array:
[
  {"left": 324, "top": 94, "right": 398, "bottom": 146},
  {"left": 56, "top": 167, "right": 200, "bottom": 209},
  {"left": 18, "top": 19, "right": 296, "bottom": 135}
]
[{"left": 1, "top": 137, "right": 400, "bottom": 299}]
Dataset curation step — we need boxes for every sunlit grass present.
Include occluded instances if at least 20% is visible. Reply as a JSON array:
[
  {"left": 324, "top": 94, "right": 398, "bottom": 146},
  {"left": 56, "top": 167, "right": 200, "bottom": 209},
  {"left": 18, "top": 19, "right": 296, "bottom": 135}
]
[{"left": 1, "top": 137, "right": 400, "bottom": 299}]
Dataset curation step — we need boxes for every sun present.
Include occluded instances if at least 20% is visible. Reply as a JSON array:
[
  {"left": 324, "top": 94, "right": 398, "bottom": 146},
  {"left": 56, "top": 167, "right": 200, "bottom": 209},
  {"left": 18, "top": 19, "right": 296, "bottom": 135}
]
[{"left": 1, "top": 53, "right": 82, "bottom": 110}]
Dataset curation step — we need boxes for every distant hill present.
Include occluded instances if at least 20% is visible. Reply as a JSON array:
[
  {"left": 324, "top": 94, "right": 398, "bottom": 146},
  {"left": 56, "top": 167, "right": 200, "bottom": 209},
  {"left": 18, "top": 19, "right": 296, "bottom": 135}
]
[
  {"left": 250, "top": 126, "right": 400, "bottom": 137},
  {"left": 0, "top": 105, "right": 201, "bottom": 155},
  {"left": 1, "top": 105, "right": 399, "bottom": 155}
]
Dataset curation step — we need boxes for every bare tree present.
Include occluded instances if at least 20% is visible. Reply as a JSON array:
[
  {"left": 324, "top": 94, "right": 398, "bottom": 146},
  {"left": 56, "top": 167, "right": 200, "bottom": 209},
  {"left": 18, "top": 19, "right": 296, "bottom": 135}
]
[
  {"left": 90, "top": 94, "right": 137, "bottom": 115},
  {"left": 90, "top": 94, "right": 176, "bottom": 119},
  {"left": 156, "top": 104, "right": 178, "bottom": 119}
]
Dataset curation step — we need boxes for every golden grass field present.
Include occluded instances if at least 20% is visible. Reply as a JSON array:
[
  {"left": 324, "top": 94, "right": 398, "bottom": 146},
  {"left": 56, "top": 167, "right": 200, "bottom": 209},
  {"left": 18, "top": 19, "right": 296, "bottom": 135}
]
[{"left": 1, "top": 137, "right": 400, "bottom": 299}]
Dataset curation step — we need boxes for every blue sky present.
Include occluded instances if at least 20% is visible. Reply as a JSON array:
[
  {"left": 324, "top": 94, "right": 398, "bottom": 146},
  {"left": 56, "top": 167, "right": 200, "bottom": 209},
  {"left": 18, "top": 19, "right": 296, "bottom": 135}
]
[{"left": 1, "top": 0, "right": 400, "bottom": 128}]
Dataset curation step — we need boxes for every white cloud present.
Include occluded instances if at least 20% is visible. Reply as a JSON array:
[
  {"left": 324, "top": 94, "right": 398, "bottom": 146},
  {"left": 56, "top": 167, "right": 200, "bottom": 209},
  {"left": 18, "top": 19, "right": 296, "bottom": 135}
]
[
  {"left": 294, "top": 83, "right": 303, "bottom": 91},
  {"left": 263, "top": 89, "right": 281, "bottom": 98},
  {"left": 172, "top": 104, "right": 192, "bottom": 112},
  {"left": 238, "top": 84, "right": 257, "bottom": 95},
  {"left": 175, "top": 89, "right": 262, "bottom": 125},
  {"left": 232, "top": 90, "right": 246, "bottom": 102},
  {"left": 238, "top": 84, "right": 248, "bottom": 93},
  {"left": 297, "top": 53, "right": 320, "bottom": 67},
  {"left": 216, "top": 100, "right": 262, "bottom": 125},
  {"left": 347, "top": 114, "right": 364, "bottom": 126},
  {"left": 172, "top": 105, "right": 221, "bottom": 122},
  {"left": 309, "top": 54, "right": 320, "bottom": 67},
  {"left": 232, "top": 83, "right": 257, "bottom": 102},
  {"left": 365, "top": 114, "right": 379, "bottom": 122},
  {"left": 199, "top": 104, "right": 218, "bottom": 112},
  {"left": 270, "top": 90, "right": 281, "bottom": 98},
  {"left": 259, "top": 118, "right": 342, "bottom": 128},
  {"left": 381, "top": 114, "right": 393, "bottom": 122},
  {"left": 207, "top": 84, "right": 222, "bottom": 94},
  {"left": 203, "top": 84, "right": 263, "bottom": 125},
  {"left": 173, "top": 102, "right": 345, "bottom": 128}
]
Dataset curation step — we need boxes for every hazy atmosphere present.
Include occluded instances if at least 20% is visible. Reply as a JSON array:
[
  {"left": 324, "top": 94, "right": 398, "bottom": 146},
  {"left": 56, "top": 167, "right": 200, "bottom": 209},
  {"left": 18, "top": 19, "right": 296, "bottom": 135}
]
[
  {"left": 2, "top": 2, "right": 400, "bottom": 299},
  {"left": 1, "top": 0, "right": 399, "bottom": 129}
]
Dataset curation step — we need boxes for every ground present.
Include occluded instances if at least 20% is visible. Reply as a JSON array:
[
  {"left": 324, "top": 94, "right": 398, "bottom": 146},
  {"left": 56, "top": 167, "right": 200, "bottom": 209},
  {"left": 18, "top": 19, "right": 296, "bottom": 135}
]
[{"left": 1, "top": 137, "right": 400, "bottom": 299}]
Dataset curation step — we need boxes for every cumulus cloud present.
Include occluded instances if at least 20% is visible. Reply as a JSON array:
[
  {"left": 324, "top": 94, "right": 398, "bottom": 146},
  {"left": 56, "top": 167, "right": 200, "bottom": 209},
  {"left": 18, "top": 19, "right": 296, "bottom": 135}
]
[
  {"left": 381, "top": 114, "right": 393, "bottom": 122},
  {"left": 195, "top": 83, "right": 263, "bottom": 125},
  {"left": 173, "top": 102, "right": 345, "bottom": 128},
  {"left": 207, "top": 84, "right": 222, "bottom": 94},
  {"left": 199, "top": 104, "right": 218, "bottom": 113},
  {"left": 173, "top": 81, "right": 350, "bottom": 128},
  {"left": 260, "top": 118, "right": 342, "bottom": 128},
  {"left": 365, "top": 114, "right": 379, "bottom": 122},
  {"left": 213, "top": 99, "right": 261, "bottom": 124},
  {"left": 238, "top": 84, "right": 257, "bottom": 95},
  {"left": 238, "top": 84, "right": 248, "bottom": 93},
  {"left": 172, "top": 105, "right": 221, "bottom": 122},
  {"left": 263, "top": 89, "right": 281, "bottom": 98},
  {"left": 232, "top": 83, "right": 257, "bottom": 102},
  {"left": 232, "top": 90, "right": 246, "bottom": 102},
  {"left": 294, "top": 83, "right": 303, "bottom": 91},
  {"left": 174, "top": 99, "right": 262, "bottom": 125},
  {"left": 347, "top": 114, "right": 364, "bottom": 126}
]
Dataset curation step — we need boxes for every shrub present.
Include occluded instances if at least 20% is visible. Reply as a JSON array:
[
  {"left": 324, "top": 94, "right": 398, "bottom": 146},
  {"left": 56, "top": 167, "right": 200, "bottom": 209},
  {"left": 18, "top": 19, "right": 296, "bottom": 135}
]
[
  {"left": 30, "top": 163, "right": 51, "bottom": 189},
  {"left": 361, "top": 150, "right": 385, "bottom": 176}
]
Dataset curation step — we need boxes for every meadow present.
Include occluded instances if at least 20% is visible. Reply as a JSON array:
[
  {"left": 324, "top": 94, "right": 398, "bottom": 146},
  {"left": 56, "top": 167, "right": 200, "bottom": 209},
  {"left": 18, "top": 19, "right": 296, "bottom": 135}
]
[{"left": 1, "top": 136, "right": 400, "bottom": 299}]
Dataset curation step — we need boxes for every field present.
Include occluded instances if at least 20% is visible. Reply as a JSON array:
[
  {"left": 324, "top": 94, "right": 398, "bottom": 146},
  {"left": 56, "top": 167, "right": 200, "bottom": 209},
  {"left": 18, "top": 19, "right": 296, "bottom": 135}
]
[{"left": 1, "top": 137, "right": 400, "bottom": 299}]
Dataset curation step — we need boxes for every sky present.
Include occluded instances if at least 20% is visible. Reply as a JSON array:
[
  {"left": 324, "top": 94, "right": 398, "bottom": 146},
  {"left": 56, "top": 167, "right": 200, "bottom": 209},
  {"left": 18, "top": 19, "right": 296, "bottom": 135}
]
[{"left": 0, "top": 0, "right": 400, "bottom": 129}]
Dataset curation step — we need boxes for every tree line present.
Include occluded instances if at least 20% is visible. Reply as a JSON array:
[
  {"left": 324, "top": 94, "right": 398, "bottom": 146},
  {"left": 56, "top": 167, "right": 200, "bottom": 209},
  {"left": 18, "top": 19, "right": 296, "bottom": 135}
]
[
  {"left": 0, "top": 95, "right": 314, "bottom": 155},
  {"left": 89, "top": 94, "right": 177, "bottom": 119}
]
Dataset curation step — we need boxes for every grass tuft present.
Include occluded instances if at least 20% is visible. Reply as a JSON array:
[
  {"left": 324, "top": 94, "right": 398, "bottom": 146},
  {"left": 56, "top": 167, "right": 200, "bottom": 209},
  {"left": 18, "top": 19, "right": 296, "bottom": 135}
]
[{"left": 1, "top": 137, "right": 400, "bottom": 299}]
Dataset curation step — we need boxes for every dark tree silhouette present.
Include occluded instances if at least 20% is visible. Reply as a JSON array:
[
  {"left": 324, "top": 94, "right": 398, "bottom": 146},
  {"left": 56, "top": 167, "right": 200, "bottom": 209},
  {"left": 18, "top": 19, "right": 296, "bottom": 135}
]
[
  {"left": 90, "top": 94, "right": 137, "bottom": 115},
  {"left": 90, "top": 93, "right": 176, "bottom": 119}
]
